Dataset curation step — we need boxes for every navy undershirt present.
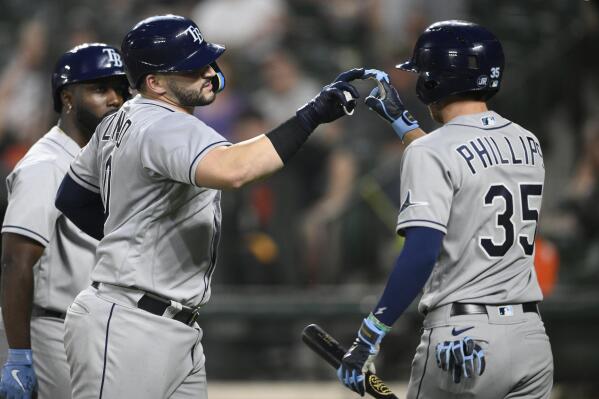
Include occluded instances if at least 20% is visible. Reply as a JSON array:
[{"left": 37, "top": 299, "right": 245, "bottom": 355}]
[
  {"left": 55, "top": 174, "right": 105, "bottom": 240},
  {"left": 373, "top": 226, "right": 444, "bottom": 326}
]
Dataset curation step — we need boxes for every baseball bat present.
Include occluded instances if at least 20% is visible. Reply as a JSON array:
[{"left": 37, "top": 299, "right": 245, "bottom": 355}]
[{"left": 302, "top": 324, "right": 398, "bottom": 399}]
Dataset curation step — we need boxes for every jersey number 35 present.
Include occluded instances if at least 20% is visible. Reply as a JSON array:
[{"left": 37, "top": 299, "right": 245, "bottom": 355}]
[{"left": 480, "top": 183, "right": 542, "bottom": 258}]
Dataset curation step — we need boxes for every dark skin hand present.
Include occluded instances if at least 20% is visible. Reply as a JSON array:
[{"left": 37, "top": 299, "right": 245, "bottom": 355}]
[{"left": 1, "top": 233, "right": 44, "bottom": 348}]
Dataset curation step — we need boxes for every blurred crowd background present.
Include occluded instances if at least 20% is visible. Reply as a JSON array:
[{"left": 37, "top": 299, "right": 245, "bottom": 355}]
[{"left": 1, "top": 0, "right": 598, "bottom": 396}]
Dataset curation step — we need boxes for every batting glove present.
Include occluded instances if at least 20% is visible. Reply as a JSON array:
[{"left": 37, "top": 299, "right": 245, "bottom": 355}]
[
  {"left": 0, "top": 349, "right": 37, "bottom": 399},
  {"left": 337, "top": 313, "right": 391, "bottom": 396},
  {"left": 435, "top": 336, "right": 486, "bottom": 383},
  {"left": 296, "top": 68, "right": 363, "bottom": 132},
  {"left": 363, "top": 69, "right": 420, "bottom": 141}
]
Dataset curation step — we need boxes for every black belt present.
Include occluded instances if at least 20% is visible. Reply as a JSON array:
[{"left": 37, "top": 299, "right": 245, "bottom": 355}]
[
  {"left": 92, "top": 282, "right": 199, "bottom": 326},
  {"left": 31, "top": 305, "right": 66, "bottom": 320},
  {"left": 450, "top": 302, "right": 539, "bottom": 316}
]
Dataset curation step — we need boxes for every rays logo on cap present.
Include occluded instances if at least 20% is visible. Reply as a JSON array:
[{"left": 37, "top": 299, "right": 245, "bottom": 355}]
[
  {"left": 184, "top": 25, "right": 203, "bottom": 44},
  {"left": 102, "top": 48, "right": 123, "bottom": 67}
]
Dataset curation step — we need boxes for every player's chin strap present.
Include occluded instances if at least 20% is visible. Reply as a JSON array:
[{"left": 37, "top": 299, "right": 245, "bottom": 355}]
[{"left": 210, "top": 62, "right": 225, "bottom": 93}]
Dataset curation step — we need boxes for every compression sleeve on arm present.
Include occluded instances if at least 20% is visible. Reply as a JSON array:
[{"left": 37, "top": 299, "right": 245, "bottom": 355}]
[
  {"left": 265, "top": 116, "right": 312, "bottom": 164},
  {"left": 55, "top": 173, "right": 105, "bottom": 240},
  {"left": 372, "top": 226, "right": 444, "bottom": 327}
]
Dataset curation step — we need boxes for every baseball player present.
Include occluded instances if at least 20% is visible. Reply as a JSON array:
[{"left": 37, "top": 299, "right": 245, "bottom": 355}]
[
  {"left": 54, "top": 15, "right": 366, "bottom": 399},
  {"left": 0, "top": 43, "right": 129, "bottom": 399},
  {"left": 337, "top": 20, "right": 553, "bottom": 399}
]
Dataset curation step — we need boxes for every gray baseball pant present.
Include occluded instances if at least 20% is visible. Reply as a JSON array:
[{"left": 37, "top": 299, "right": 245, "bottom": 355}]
[
  {"left": 406, "top": 303, "right": 553, "bottom": 399},
  {"left": 64, "top": 284, "right": 206, "bottom": 399}
]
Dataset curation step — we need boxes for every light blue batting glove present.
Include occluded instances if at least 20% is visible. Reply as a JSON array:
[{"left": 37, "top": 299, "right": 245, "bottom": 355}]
[
  {"left": 363, "top": 68, "right": 420, "bottom": 141},
  {"left": 0, "top": 349, "right": 37, "bottom": 399}
]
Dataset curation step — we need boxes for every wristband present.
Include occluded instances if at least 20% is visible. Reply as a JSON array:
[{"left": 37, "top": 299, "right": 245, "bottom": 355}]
[
  {"left": 6, "top": 349, "right": 33, "bottom": 365},
  {"left": 391, "top": 110, "right": 420, "bottom": 140},
  {"left": 358, "top": 313, "right": 391, "bottom": 348}
]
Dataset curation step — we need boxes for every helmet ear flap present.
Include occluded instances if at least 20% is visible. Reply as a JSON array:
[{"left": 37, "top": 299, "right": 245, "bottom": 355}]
[
  {"left": 424, "top": 79, "right": 438, "bottom": 90},
  {"left": 416, "top": 72, "right": 441, "bottom": 104},
  {"left": 210, "top": 62, "right": 225, "bottom": 93}
]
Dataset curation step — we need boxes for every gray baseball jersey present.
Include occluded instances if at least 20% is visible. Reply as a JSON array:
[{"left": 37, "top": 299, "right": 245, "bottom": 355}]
[
  {"left": 68, "top": 95, "right": 230, "bottom": 306},
  {"left": 2, "top": 126, "right": 97, "bottom": 311},
  {"left": 1, "top": 126, "right": 98, "bottom": 398},
  {"left": 396, "top": 111, "right": 544, "bottom": 314}
]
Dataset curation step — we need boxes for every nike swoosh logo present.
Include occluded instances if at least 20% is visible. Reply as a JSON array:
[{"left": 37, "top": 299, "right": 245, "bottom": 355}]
[
  {"left": 11, "top": 369, "right": 25, "bottom": 391},
  {"left": 451, "top": 326, "right": 474, "bottom": 336}
]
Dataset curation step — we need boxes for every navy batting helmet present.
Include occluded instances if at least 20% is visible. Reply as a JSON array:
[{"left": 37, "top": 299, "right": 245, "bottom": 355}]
[
  {"left": 52, "top": 43, "right": 128, "bottom": 112},
  {"left": 397, "top": 20, "right": 505, "bottom": 105},
  {"left": 121, "top": 15, "right": 225, "bottom": 92}
]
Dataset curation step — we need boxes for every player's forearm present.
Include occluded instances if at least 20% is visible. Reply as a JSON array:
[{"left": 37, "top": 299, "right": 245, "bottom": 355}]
[
  {"left": 196, "top": 116, "right": 315, "bottom": 189},
  {"left": 371, "top": 226, "right": 443, "bottom": 326},
  {"left": 0, "top": 257, "right": 36, "bottom": 349},
  {"left": 195, "top": 134, "right": 284, "bottom": 189}
]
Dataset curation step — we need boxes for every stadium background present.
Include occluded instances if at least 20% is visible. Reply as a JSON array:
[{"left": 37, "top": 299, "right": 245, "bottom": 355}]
[{"left": 0, "top": 0, "right": 598, "bottom": 397}]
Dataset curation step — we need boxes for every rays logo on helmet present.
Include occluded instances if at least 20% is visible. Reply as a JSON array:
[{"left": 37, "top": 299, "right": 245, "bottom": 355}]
[
  {"left": 184, "top": 25, "right": 203, "bottom": 44},
  {"left": 102, "top": 48, "right": 123, "bottom": 67}
]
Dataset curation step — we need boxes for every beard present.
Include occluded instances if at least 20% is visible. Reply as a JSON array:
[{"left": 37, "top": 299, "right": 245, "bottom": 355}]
[
  {"left": 167, "top": 79, "right": 216, "bottom": 107},
  {"left": 76, "top": 107, "right": 117, "bottom": 139}
]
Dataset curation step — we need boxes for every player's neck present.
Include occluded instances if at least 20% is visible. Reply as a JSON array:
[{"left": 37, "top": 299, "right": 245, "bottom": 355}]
[
  {"left": 439, "top": 100, "right": 489, "bottom": 124},
  {"left": 57, "top": 117, "right": 88, "bottom": 148}
]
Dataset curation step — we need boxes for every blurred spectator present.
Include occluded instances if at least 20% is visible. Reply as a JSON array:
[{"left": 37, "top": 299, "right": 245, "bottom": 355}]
[
  {"left": 284, "top": 0, "right": 381, "bottom": 76},
  {"left": 217, "top": 107, "right": 299, "bottom": 285},
  {"left": 191, "top": 0, "right": 287, "bottom": 61},
  {"left": 0, "top": 20, "right": 51, "bottom": 150},
  {"left": 251, "top": 50, "right": 320, "bottom": 127},
  {"left": 300, "top": 122, "right": 358, "bottom": 284},
  {"left": 544, "top": 118, "right": 599, "bottom": 282},
  {"left": 566, "top": 119, "right": 599, "bottom": 275}
]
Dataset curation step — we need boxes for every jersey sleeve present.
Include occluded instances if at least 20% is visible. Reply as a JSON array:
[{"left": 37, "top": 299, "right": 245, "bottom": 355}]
[
  {"left": 396, "top": 144, "right": 454, "bottom": 235},
  {"left": 67, "top": 132, "right": 101, "bottom": 193},
  {"left": 140, "top": 113, "right": 231, "bottom": 185},
  {"left": 2, "top": 162, "right": 64, "bottom": 246}
]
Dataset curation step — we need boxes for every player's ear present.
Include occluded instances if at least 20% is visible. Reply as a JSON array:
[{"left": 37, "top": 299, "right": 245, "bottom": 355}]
[
  {"left": 144, "top": 74, "right": 167, "bottom": 96},
  {"left": 60, "top": 88, "right": 74, "bottom": 114}
]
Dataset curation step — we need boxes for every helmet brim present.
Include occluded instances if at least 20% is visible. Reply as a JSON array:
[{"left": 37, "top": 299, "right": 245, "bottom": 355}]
[
  {"left": 172, "top": 42, "right": 225, "bottom": 74},
  {"left": 396, "top": 60, "right": 418, "bottom": 73}
]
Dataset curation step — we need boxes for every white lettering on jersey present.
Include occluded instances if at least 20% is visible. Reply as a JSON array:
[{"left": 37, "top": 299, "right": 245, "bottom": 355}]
[
  {"left": 102, "top": 48, "right": 123, "bottom": 67},
  {"left": 184, "top": 26, "right": 203, "bottom": 44}
]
